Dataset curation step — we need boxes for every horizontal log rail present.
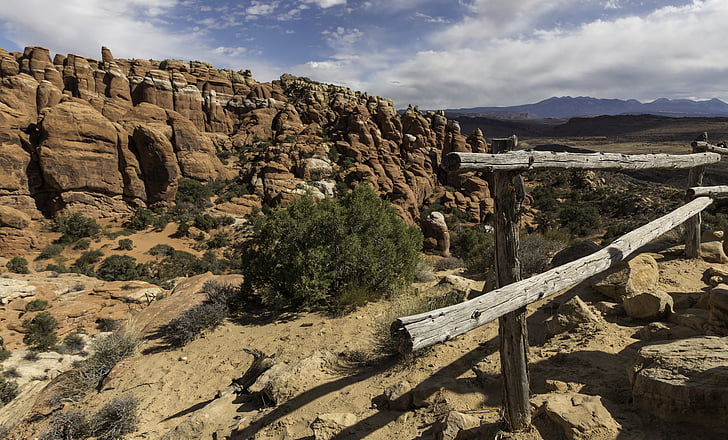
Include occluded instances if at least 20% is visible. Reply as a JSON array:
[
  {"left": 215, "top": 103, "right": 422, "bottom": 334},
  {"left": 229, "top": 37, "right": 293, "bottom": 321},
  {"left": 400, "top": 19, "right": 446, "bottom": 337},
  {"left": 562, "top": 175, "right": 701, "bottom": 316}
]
[
  {"left": 688, "top": 186, "right": 728, "bottom": 198},
  {"left": 392, "top": 197, "right": 713, "bottom": 354},
  {"left": 442, "top": 151, "right": 721, "bottom": 173},
  {"left": 692, "top": 140, "right": 728, "bottom": 155}
]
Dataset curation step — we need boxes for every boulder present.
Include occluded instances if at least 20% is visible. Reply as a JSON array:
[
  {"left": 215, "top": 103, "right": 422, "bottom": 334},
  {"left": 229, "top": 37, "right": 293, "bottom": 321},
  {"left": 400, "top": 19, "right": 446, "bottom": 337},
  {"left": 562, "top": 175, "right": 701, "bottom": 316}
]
[
  {"left": 438, "top": 411, "right": 481, "bottom": 440},
  {"left": 248, "top": 351, "right": 335, "bottom": 405},
  {"left": 551, "top": 241, "right": 602, "bottom": 268},
  {"left": 545, "top": 296, "right": 601, "bottom": 337},
  {"left": 637, "top": 322, "right": 701, "bottom": 341},
  {"left": 591, "top": 254, "right": 659, "bottom": 301},
  {"left": 622, "top": 290, "right": 673, "bottom": 320},
  {"left": 310, "top": 413, "right": 357, "bottom": 440},
  {"left": 629, "top": 337, "right": 728, "bottom": 430},
  {"left": 298, "top": 157, "right": 333, "bottom": 181},
  {"left": 384, "top": 381, "right": 413, "bottom": 411},
  {"left": 707, "top": 284, "right": 728, "bottom": 335},
  {"left": 421, "top": 211, "right": 450, "bottom": 257},
  {"left": 700, "top": 230, "right": 727, "bottom": 263},
  {"left": 531, "top": 392, "right": 621, "bottom": 440}
]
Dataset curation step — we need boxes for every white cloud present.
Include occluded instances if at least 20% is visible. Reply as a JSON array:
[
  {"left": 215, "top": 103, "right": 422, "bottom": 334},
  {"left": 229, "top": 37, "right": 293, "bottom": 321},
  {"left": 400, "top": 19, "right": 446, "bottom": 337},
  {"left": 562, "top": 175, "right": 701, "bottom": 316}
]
[
  {"left": 246, "top": 1, "right": 279, "bottom": 16},
  {"left": 301, "top": 0, "right": 346, "bottom": 8},
  {"left": 299, "top": 0, "right": 728, "bottom": 109},
  {"left": 0, "top": 0, "right": 281, "bottom": 81}
]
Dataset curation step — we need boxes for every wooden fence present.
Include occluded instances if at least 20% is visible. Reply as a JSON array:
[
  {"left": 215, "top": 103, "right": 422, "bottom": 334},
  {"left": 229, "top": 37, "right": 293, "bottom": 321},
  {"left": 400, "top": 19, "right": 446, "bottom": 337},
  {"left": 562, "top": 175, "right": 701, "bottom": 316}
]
[{"left": 391, "top": 134, "right": 727, "bottom": 431}]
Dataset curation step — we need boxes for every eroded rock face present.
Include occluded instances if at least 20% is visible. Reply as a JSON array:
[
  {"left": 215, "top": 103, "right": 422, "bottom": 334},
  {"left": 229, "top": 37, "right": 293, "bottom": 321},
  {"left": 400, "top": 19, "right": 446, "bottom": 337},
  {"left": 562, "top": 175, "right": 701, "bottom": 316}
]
[
  {"left": 0, "top": 45, "right": 494, "bottom": 223},
  {"left": 629, "top": 336, "right": 728, "bottom": 430}
]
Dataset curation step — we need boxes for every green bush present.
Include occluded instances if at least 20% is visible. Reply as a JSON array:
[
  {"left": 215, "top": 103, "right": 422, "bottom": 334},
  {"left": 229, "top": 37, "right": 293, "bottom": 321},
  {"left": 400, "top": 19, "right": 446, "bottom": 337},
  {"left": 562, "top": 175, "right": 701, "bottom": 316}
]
[
  {"left": 171, "top": 222, "right": 190, "bottom": 238},
  {"left": 451, "top": 224, "right": 495, "bottom": 274},
  {"left": 117, "top": 239, "right": 134, "bottom": 251},
  {"left": 0, "top": 375, "right": 18, "bottom": 407},
  {"left": 25, "top": 299, "right": 49, "bottom": 312},
  {"left": 22, "top": 311, "right": 58, "bottom": 351},
  {"left": 59, "top": 332, "right": 86, "bottom": 354},
  {"left": 207, "top": 232, "right": 230, "bottom": 249},
  {"left": 6, "top": 256, "right": 29, "bottom": 274},
  {"left": 193, "top": 214, "right": 218, "bottom": 231},
  {"left": 96, "top": 255, "right": 142, "bottom": 282},
  {"left": 241, "top": 184, "right": 422, "bottom": 311},
  {"left": 37, "top": 244, "right": 65, "bottom": 260},
  {"left": 124, "top": 207, "right": 155, "bottom": 231},
  {"left": 147, "top": 244, "right": 175, "bottom": 257},
  {"left": 72, "top": 238, "right": 91, "bottom": 250},
  {"left": 52, "top": 213, "right": 101, "bottom": 244},
  {"left": 560, "top": 203, "right": 599, "bottom": 235},
  {"left": 45, "top": 263, "right": 69, "bottom": 273},
  {"left": 176, "top": 178, "right": 213, "bottom": 211},
  {"left": 0, "top": 349, "right": 10, "bottom": 362}
]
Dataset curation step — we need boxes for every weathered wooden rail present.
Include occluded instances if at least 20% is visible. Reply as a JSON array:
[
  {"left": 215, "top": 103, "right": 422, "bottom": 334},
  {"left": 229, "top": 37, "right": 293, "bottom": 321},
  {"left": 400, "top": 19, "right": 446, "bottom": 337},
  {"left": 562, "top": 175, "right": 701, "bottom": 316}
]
[{"left": 394, "top": 134, "right": 726, "bottom": 431}]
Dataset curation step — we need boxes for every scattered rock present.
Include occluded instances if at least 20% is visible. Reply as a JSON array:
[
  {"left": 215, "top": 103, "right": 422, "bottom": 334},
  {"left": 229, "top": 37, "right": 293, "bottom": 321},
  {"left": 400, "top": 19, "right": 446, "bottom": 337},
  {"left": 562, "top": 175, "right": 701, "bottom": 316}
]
[
  {"left": 438, "top": 411, "right": 481, "bottom": 440},
  {"left": 531, "top": 392, "right": 621, "bottom": 440},
  {"left": 384, "top": 381, "right": 413, "bottom": 411},
  {"left": 637, "top": 322, "right": 701, "bottom": 341},
  {"left": 248, "top": 350, "right": 335, "bottom": 406},
  {"left": 669, "top": 308, "right": 709, "bottom": 332},
  {"left": 700, "top": 231, "right": 728, "bottom": 263},
  {"left": 594, "top": 301, "right": 625, "bottom": 316},
  {"left": 545, "top": 296, "right": 601, "bottom": 337},
  {"left": 425, "top": 274, "right": 477, "bottom": 303},
  {"left": 707, "top": 284, "right": 728, "bottom": 335},
  {"left": 622, "top": 290, "right": 673, "bottom": 320},
  {"left": 629, "top": 336, "right": 728, "bottom": 430},
  {"left": 310, "top": 413, "right": 357, "bottom": 440},
  {"left": 591, "top": 254, "right": 659, "bottom": 301}
]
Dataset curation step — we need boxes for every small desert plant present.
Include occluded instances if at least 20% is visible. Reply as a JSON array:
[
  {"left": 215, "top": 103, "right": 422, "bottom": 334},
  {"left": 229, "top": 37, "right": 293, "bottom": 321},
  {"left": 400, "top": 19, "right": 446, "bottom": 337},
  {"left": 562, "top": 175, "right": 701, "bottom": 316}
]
[
  {"left": 6, "top": 256, "right": 29, "bottom": 274},
  {"left": 193, "top": 213, "right": 218, "bottom": 231},
  {"left": 40, "top": 409, "right": 92, "bottom": 440},
  {"left": 0, "top": 374, "right": 19, "bottom": 407},
  {"left": 97, "top": 318, "right": 120, "bottom": 332},
  {"left": 161, "top": 301, "right": 229, "bottom": 348},
  {"left": 0, "top": 349, "right": 10, "bottom": 362},
  {"left": 413, "top": 258, "right": 436, "bottom": 283},
  {"left": 124, "top": 207, "right": 155, "bottom": 231},
  {"left": 117, "top": 239, "right": 134, "bottom": 251},
  {"left": 37, "top": 244, "right": 65, "bottom": 260},
  {"left": 91, "top": 395, "right": 139, "bottom": 440},
  {"left": 63, "top": 331, "right": 139, "bottom": 398},
  {"left": 22, "top": 311, "right": 59, "bottom": 351},
  {"left": 206, "top": 232, "right": 230, "bottom": 249},
  {"left": 25, "top": 298, "right": 49, "bottom": 312},
  {"left": 52, "top": 213, "right": 101, "bottom": 244},
  {"left": 519, "top": 233, "right": 566, "bottom": 277},
  {"left": 23, "top": 350, "right": 39, "bottom": 361},
  {"left": 59, "top": 332, "right": 86, "bottom": 354}
]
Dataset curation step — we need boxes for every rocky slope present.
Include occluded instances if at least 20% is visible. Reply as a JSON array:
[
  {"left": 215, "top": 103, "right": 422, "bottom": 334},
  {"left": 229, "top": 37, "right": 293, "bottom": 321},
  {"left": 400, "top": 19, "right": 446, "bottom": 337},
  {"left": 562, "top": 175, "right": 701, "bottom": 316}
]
[{"left": 0, "top": 45, "right": 492, "bottom": 257}]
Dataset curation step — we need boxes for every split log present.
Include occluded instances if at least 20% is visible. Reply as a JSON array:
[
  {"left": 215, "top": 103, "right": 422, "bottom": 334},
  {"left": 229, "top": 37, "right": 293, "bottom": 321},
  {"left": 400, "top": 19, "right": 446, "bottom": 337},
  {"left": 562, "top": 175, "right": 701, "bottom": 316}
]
[
  {"left": 688, "top": 186, "right": 728, "bottom": 198},
  {"left": 392, "top": 197, "right": 713, "bottom": 354},
  {"left": 442, "top": 151, "right": 721, "bottom": 173},
  {"left": 692, "top": 140, "right": 728, "bottom": 155}
]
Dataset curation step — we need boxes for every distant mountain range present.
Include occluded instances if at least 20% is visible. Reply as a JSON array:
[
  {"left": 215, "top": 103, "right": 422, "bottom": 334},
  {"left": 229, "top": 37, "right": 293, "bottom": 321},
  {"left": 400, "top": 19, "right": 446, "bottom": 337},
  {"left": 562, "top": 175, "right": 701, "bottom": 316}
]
[{"left": 446, "top": 96, "right": 728, "bottom": 119}]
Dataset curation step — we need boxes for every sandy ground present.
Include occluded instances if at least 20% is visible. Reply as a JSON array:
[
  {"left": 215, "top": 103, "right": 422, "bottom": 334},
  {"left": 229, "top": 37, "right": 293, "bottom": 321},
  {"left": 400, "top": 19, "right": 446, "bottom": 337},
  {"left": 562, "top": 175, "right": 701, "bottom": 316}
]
[{"left": 5, "top": 242, "right": 726, "bottom": 440}]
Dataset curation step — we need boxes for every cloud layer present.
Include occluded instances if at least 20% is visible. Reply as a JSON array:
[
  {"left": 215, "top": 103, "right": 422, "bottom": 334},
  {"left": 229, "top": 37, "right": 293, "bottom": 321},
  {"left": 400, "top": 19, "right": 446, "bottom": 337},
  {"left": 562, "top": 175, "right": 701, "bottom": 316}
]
[{"left": 0, "top": 0, "right": 724, "bottom": 109}]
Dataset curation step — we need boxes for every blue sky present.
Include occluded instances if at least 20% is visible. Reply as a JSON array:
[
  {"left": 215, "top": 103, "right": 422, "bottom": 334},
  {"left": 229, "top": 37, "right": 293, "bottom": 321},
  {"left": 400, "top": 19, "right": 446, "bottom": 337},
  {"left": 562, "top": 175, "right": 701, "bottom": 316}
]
[{"left": 0, "top": 0, "right": 725, "bottom": 109}]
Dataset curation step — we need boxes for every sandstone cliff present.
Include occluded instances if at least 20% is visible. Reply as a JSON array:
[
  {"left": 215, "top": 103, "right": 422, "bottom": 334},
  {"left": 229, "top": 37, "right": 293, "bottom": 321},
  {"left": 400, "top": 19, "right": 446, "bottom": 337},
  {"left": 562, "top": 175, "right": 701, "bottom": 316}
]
[{"left": 0, "top": 46, "right": 492, "bottom": 254}]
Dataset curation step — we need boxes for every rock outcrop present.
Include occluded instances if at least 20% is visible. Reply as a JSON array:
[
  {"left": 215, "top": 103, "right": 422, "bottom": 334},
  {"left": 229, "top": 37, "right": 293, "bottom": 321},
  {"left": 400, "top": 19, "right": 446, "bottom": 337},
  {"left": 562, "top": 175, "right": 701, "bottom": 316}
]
[{"left": 0, "top": 46, "right": 495, "bottom": 231}]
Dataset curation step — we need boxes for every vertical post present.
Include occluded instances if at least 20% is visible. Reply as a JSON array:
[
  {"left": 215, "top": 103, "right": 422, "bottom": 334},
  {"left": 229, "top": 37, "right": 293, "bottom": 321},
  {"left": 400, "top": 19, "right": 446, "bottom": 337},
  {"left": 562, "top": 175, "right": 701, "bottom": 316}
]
[
  {"left": 685, "top": 134, "right": 706, "bottom": 258},
  {"left": 492, "top": 135, "right": 530, "bottom": 430}
]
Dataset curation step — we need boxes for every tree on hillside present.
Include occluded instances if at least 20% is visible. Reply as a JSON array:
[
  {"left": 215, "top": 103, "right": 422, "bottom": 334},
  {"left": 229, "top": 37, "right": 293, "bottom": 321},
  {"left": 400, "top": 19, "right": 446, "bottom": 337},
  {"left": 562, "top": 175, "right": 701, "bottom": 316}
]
[{"left": 240, "top": 184, "right": 422, "bottom": 311}]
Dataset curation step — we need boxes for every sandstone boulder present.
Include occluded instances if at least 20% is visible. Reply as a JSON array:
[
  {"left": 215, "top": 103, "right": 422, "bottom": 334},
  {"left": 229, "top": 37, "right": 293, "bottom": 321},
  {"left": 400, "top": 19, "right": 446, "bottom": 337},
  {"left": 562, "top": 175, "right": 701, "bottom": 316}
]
[
  {"left": 310, "top": 413, "right": 357, "bottom": 440},
  {"left": 629, "top": 336, "right": 728, "bottom": 430},
  {"left": 707, "top": 284, "right": 728, "bottom": 335},
  {"left": 422, "top": 211, "right": 450, "bottom": 257},
  {"left": 531, "top": 392, "right": 621, "bottom": 440},
  {"left": 438, "top": 411, "right": 481, "bottom": 440},
  {"left": 700, "top": 230, "right": 727, "bottom": 263},
  {"left": 622, "top": 290, "right": 673, "bottom": 320},
  {"left": 545, "top": 296, "right": 601, "bottom": 337},
  {"left": 0, "top": 205, "right": 30, "bottom": 229},
  {"left": 591, "top": 254, "right": 659, "bottom": 301},
  {"left": 248, "top": 351, "right": 335, "bottom": 405}
]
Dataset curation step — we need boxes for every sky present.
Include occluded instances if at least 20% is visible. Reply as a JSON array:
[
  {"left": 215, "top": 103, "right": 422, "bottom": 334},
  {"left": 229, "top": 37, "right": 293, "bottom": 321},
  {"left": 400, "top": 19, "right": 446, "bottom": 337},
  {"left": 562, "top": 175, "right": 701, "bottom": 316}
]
[{"left": 0, "top": 0, "right": 726, "bottom": 109}]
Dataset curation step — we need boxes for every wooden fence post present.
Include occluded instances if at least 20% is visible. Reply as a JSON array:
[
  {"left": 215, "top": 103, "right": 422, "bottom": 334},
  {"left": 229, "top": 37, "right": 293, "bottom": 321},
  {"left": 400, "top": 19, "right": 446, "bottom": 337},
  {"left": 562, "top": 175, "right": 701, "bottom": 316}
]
[
  {"left": 492, "top": 135, "right": 531, "bottom": 430},
  {"left": 685, "top": 133, "right": 707, "bottom": 258}
]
